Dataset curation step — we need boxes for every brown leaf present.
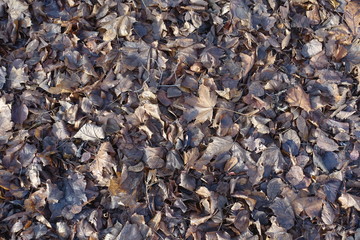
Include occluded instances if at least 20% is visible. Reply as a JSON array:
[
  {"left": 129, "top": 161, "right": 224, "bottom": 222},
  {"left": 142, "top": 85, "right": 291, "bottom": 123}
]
[
  {"left": 286, "top": 166, "right": 304, "bottom": 187},
  {"left": 186, "top": 84, "right": 217, "bottom": 123},
  {"left": 344, "top": 1, "right": 360, "bottom": 35},
  {"left": 293, "top": 197, "right": 323, "bottom": 219},
  {"left": 234, "top": 209, "right": 250, "bottom": 233},
  {"left": 270, "top": 198, "right": 294, "bottom": 230},
  {"left": 285, "top": 85, "right": 312, "bottom": 112},
  {"left": 194, "top": 136, "right": 233, "bottom": 170},
  {"left": 143, "top": 147, "right": 165, "bottom": 169},
  {"left": 91, "top": 142, "right": 116, "bottom": 186}
]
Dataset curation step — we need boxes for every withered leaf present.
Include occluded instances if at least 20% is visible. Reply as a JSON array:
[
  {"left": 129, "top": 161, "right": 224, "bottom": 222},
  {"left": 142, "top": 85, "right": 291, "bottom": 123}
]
[
  {"left": 267, "top": 178, "right": 286, "bottom": 201},
  {"left": 186, "top": 84, "right": 217, "bottom": 124},
  {"left": 91, "top": 142, "right": 116, "bottom": 186},
  {"left": 258, "top": 145, "right": 287, "bottom": 178},
  {"left": 302, "top": 39, "right": 323, "bottom": 58},
  {"left": 321, "top": 202, "right": 336, "bottom": 225},
  {"left": 0, "top": 97, "right": 13, "bottom": 143},
  {"left": 234, "top": 209, "right": 250, "bottom": 233},
  {"left": 338, "top": 193, "right": 360, "bottom": 211},
  {"left": 0, "top": 0, "right": 359, "bottom": 237},
  {"left": 316, "top": 133, "right": 339, "bottom": 152},
  {"left": 47, "top": 172, "right": 87, "bottom": 220},
  {"left": 323, "top": 179, "right": 341, "bottom": 203},
  {"left": 286, "top": 166, "right": 304, "bottom": 187},
  {"left": 282, "top": 129, "right": 301, "bottom": 156},
  {"left": 344, "top": 1, "right": 360, "bottom": 35},
  {"left": 194, "top": 136, "right": 233, "bottom": 170},
  {"left": 179, "top": 172, "right": 196, "bottom": 191},
  {"left": 293, "top": 197, "right": 323, "bottom": 219},
  {"left": 0, "top": 66, "right": 6, "bottom": 89},
  {"left": 270, "top": 198, "right": 295, "bottom": 230},
  {"left": 74, "top": 123, "right": 105, "bottom": 142},
  {"left": 143, "top": 147, "right": 165, "bottom": 169},
  {"left": 285, "top": 85, "right": 312, "bottom": 112}
]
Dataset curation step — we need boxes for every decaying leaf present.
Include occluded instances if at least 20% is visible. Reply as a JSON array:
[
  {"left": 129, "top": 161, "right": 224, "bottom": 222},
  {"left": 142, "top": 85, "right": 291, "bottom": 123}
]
[
  {"left": 0, "top": 0, "right": 359, "bottom": 238},
  {"left": 338, "top": 193, "right": 360, "bottom": 211},
  {"left": 344, "top": 2, "right": 360, "bottom": 35},
  {"left": 186, "top": 84, "right": 217, "bottom": 123},
  {"left": 74, "top": 123, "right": 105, "bottom": 141},
  {"left": 0, "top": 97, "right": 13, "bottom": 143},
  {"left": 270, "top": 198, "right": 295, "bottom": 230},
  {"left": 285, "top": 85, "right": 312, "bottom": 112},
  {"left": 194, "top": 136, "right": 233, "bottom": 170},
  {"left": 91, "top": 142, "right": 116, "bottom": 186}
]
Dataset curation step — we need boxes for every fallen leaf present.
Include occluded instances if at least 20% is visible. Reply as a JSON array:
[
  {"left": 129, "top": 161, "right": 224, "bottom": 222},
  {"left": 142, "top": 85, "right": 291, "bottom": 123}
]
[
  {"left": 74, "top": 123, "right": 105, "bottom": 141},
  {"left": 0, "top": 97, "right": 13, "bottom": 143},
  {"left": 321, "top": 202, "right": 336, "bottom": 225},
  {"left": 91, "top": 142, "right": 116, "bottom": 186},
  {"left": 317, "top": 133, "right": 339, "bottom": 152},
  {"left": 186, "top": 84, "right": 217, "bottom": 123},
  {"left": 270, "top": 198, "right": 295, "bottom": 230},
  {"left": 302, "top": 39, "right": 323, "bottom": 58},
  {"left": 344, "top": 1, "right": 360, "bottom": 35},
  {"left": 285, "top": 85, "right": 312, "bottom": 112},
  {"left": 338, "top": 193, "right": 360, "bottom": 211}
]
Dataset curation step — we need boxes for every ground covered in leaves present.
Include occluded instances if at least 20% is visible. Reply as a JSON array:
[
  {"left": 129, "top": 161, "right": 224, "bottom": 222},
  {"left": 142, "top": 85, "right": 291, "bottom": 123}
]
[{"left": 0, "top": 0, "right": 359, "bottom": 239}]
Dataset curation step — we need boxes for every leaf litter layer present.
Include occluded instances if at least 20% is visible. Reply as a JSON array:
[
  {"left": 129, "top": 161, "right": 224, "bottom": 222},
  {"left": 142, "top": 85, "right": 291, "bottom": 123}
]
[{"left": 0, "top": 0, "right": 359, "bottom": 239}]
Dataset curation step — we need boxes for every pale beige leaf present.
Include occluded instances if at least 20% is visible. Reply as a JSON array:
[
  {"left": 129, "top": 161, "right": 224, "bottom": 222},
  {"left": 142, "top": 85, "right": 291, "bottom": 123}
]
[
  {"left": 74, "top": 123, "right": 105, "bottom": 141},
  {"left": 0, "top": 97, "right": 13, "bottom": 143},
  {"left": 186, "top": 84, "right": 217, "bottom": 123},
  {"left": 338, "top": 193, "right": 360, "bottom": 211}
]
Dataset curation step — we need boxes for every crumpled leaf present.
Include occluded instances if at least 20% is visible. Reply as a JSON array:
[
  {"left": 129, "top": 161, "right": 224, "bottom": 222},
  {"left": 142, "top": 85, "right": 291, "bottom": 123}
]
[
  {"left": 338, "top": 193, "right": 360, "bottom": 211},
  {"left": 143, "top": 147, "right": 165, "bottom": 169},
  {"left": 322, "top": 202, "right": 335, "bottom": 225},
  {"left": 101, "top": 16, "right": 135, "bottom": 41},
  {"left": 74, "top": 123, "right": 105, "bottom": 141},
  {"left": 230, "top": 0, "right": 251, "bottom": 21},
  {"left": 285, "top": 85, "right": 312, "bottom": 112},
  {"left": 258, "top": 145, "right": 287, "bottom": 178},
  {"left": 186, "top": 84, "right": 217, "bottom": 123},
  {"left": 194, "top": 136, "right": 233, "bottom": 170},
  {"left": 91, "top": 142, "right": 116, "bottom": 186},
  {"left": 47, "top": 172, "right": 87, "bottom": 220},
  {"left": 200, "top": 46, "right": 224, "bottom": 69},
  {"left": 293, "top": 197, "right": 323, "bottom": 219},
  {"left": 282, "top": 129, "right": 301, "bottom": 156}
]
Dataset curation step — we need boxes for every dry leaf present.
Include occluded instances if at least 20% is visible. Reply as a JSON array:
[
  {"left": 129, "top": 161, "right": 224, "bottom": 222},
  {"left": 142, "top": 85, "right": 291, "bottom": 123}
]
[
  {"left": 0, "top": 97, "right": 13, "bottom": 143},
  {"left": 338, "top": 193, "right": 360, "bottom": 211},
  {"left": 74, "top": 123, "right": 105, "bottom": 141},
  {"left": 91, "top": 142, "right": 116, "bottom": 186},
  {"left": 186, "top": 84, "right": 217, "bottom": 123},
  {"left": 344, "top": 1, "right": 360, "bottom": 35},
  {"left": 285, "top": 85, "right": 312, "bottom": 112}
]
